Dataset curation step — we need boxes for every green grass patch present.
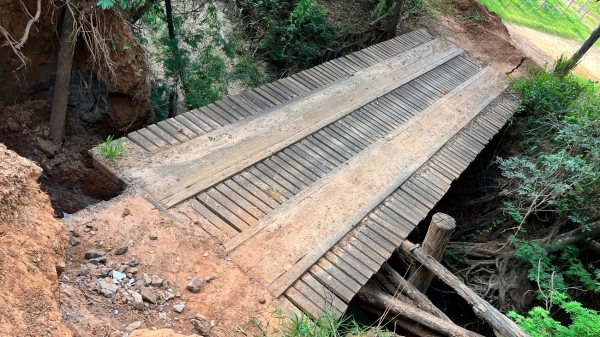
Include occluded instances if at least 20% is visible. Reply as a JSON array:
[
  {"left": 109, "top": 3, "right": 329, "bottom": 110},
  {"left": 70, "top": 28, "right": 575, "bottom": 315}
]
[
  {"left": 96, "top": 135, "right": 126, "bottom": 164},
  {"left": 478, "top": 0, "right": 600, "bottom": 45},
  {"left": 256, "top": 308, "right": 393, "bottom": 337}
]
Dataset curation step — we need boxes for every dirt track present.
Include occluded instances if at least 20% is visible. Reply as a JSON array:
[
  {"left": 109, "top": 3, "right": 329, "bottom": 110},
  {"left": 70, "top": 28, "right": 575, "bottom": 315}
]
[{"left": 506, "top": 24, "right": 600, "bottom": 81}]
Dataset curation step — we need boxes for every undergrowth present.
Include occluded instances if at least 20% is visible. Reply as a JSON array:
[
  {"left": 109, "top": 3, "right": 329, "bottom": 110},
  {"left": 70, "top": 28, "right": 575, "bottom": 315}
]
[
  {"left": 255, "top": 307, "right": 393, "bottom": 337},
  {"left": 501, "top": 64, "right": 600, "bottom": 334}
]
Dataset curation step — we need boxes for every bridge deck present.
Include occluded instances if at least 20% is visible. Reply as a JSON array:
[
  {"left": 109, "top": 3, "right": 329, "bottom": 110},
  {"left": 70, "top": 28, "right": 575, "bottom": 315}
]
[{"left": 96, "top": 29, "right": 518, "bottom": 319}]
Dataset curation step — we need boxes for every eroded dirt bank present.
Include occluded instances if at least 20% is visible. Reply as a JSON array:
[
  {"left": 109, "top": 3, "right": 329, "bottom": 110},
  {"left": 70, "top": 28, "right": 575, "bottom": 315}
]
[{"left": 0, "top": 144, "right": 71, "bottom": 336}]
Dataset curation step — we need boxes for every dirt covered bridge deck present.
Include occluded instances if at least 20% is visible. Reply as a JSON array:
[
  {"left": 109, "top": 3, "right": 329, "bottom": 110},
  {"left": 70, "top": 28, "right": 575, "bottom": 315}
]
[{"left": 89, "top": 29, "right": 518, "bottom": 319}]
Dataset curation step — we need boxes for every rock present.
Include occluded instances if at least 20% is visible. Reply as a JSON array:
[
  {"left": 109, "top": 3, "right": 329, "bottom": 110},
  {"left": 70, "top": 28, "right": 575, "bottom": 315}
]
[
  {"left": 127, "top": 259, "right": 139, "bottom": 267},
  {"left": 186, "top": 278, "right": 203, "bottom": 293},
  {"left": 128, "top": 267, "right": 139, "bottom": 274},
  {"left": 149, "top": 232, "right": 158, "bottom": 240},
  {"left": 36, "top": 137, "right": 60, "bottom": 156},
  {"left": 100, "top": 268, "right": 111, "bottom": 276},
  {"left": 126, "top": 273, "right": 133, "bottom": 279},
  {"left": 258, "top": 297, "right": 266, "bottom": 304},
  {"left": 70, "top": 236, "right": 81, "bottom": 246},
  {"left": 163, "top": 291, "right": 175, "bottom": 301},
  {"left": 90, "top": 230, "right": 96, "bottom": 235},
  {"left": 72, "top": 228, "right": 81, "bottom": 237},
  {"left": 98, "top": 279, "right": 119, "bottom": 294},
  {"left": 85, "top": 249, "right": 105, "bottom": 260},
  {"left": 115, "top": 246, "right": 128, "bottom": 255},
  {"left": 125, "top": 321, "right": 142, "bottom": 332},
  {"left": 172, "top": 303, "right": 185, "bottom": 313},
  {"left": 150, "top": 275, "right": 163, "bottom": 287},
  {"left": 142, "top": 274, "right": 152, "bottom": 286},
  {"left": 204, "top": 276, "right": 211, "bottom": 283},
  {"left": 140, "top": 286, "right": 158, "bottom": 304},
  {"left": 190, "top": 314, "right": 211, "bottom": 336},
  {"left": 78, "top": 267, "right": 90, "bottom": 276},
  {"left": 109, "top": 330, "right": 122, "bottom": 337},
  {"left": 132, "top": 291, "right": 144, "bottom": 311},
  {"left": 122, "top": 208, "right": 130, "bottom": 217},
  {"left": 86, "top": 263, "right": 98, "bottom": 270},
  {"left": 100, "top": 288, "right": 114, "bottom": 298},
  {"left": 89, "top": 256, "right": 107, "bottom": 265}
]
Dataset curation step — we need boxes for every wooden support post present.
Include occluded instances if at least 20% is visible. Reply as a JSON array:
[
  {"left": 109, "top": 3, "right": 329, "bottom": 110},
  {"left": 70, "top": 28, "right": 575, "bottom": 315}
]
[
  {"left": 409, "top": 213, "right": 455, "bottom": 293},
  {"left": 400, "top": 240, "right": 529, "bottom": 337}
]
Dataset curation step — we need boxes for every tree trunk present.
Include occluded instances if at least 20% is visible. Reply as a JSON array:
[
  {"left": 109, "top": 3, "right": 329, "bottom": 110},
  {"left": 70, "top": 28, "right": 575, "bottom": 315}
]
[
  {"left": 379, "top": 262, "right": 451, "bottom": 322},
  {"left": 49, "top": 2, "right": 81, "bottom": 142},
  {"left": 386, "top": 0, "right": 406, "bottom": 40},
  {"left": 409, "top": 213, "right": 455, "bottom": 293},
  {"left": 399, "top": 240, "right": 529, "bottom": 337},
  {"left": 356, "top": 284, "right": 484, "bottom": 337},
  {"left": 554, "top": 23, "right": 600, "bottom": 76},
  {"left": 357, "top": 301, "right": 446, "bottom": 337},
  {"left": 548, "top": 220, "right": 600, "bottom": 252}
]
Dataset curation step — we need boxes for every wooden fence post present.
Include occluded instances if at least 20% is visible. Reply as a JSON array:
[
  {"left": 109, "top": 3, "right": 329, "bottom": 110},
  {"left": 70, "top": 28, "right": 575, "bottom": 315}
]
[{"left": 408, "top": 212, "right": 455, "bottom": 293}]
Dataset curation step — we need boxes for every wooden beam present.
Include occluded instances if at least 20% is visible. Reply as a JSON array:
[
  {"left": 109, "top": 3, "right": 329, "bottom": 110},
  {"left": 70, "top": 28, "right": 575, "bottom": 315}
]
[
  {"left": 409, "top": 213, "right": 455, "bottom": 293},
  {"left": 399, "top": 240, "right": 529, "bottom": 337}
]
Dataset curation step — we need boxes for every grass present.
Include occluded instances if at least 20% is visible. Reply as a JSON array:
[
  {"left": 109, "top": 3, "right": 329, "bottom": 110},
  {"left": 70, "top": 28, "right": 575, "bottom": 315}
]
[
  {"left": 255, "top": 307, "right": 394, "bottom": 337},
  {"left": 96, "top": 135, "right": 126, "bottom": 164},
  {"left": 477, "top": 0, "right": 600, "bottom": 45}
]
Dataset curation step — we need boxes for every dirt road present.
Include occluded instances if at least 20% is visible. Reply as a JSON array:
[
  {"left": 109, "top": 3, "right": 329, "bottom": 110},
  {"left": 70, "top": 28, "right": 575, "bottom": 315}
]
[{"left": 506, "top": 24, "right": 600, "bottom": 81}]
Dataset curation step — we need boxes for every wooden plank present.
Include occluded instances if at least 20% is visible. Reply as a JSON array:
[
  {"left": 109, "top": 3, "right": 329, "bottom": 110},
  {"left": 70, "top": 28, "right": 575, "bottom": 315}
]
[
  {"left": 295, "top": 141, "right": 340, "bottom": 168},
  {"left": 304, "top": 137, "right": 347, "bottom": 164},
  {"left": 339, "top": 243, "right": 380, "bottom": 273},
  {"left": 368, "top": 213, "right": 411, "bottom": 241},
  {"left": 240, "top": 91, "right": 271, "bottom": 109},
  {"left": 127, "top": 131, "right": 159, "bottom": 152},
  {"left": 253, "top": 164, "right": 299, "bottom": 196},
  {"left": 365, "top": 219, "right": 404, "bottom": 247},
  {"left": 276, "top": 152, "right": 322, "bottom": 181},
  {"left": 191, "top": 108, "right": 224, "bottom": 128},
  {"left": 175, "top": 115, "right": 206, "bottom": 136},
  {"left": 323, "top": 251, "right": 369, "bottom": 285},
  {"left": 355, "top": 231, "right": 393, "bottom": 259},
  {"left": 347, "top": 114, "right": 386, "bottom": 138},
  {"left": 319, "top": 127, "right": 362, "bottom": 154},
  {"left": 229, "top": 94, "right": 261, "bottom": 114},
  {"left": 157, "top": 120, "right": 190, "bottom": 143},
  {"left": 305, "top": 68, "right": 331, "bottom": 84},
  {"left": 295, "top": 278, "right": 344, "bottom": 318},
  {"left": 300, "top": 273, "right": 347, "bottom": 315},
  {"left": 268, "top": 155, "right": 315, "bottom": 186},
  {"left": 197, "top": 192, "right": 251, "bottom": 231},
  {"left": 205, "top": 105, "right": 238, "bottom": 124},
  {"left": 360, "top": 226, "right": 397, "bottom": 252},
  {"left": 316, "top": 259, "right": 362, "bottom": 296},
  {"left": 325, "top": 124, "right": 367, "bottom": 151},
  {"left": 256, "top": 86, "right": 286, "bottom": 104},
  {"left": 338, "top": 117, "right": 379, "bottom": 143},
  {"left": 166, "top": 117, "right": 197, "bottom": 139},
  {"left": 380, "top": 203, "right": 421, "bottom": 228},
  {"left": 223, "top": 179, "right": 273, "bottom": 213},
  {"left": 148, "top": 124, "right": 180, "bottom": 145},
  {"left": 180, "top": 112, "right": 213, "bottom": 133},
  {"left": 285, "top": 75, "right": 312, "bottom": 92},
  {"left": 262, "top": 158, "right": 308, "bottom": 190},
  {"left": 389, "top": 190, "right": 429, "bottom": 216},
  {"left": 282, "top": 148, "right": 328, "bottom": 177},
  {"left": 287, "top": 145, "right": 333, "bottom": 174},
  {"left": 330, "top": 247, "right": 373, "bottom": 279},
  {"left": 233, "top": 173, "right": 283, "bottom": 207},
  {"left": 277, "top": 78, "right": 304, "bottom": 96},
  {"left": 197, "top": 106, "right": 229, "bottom": 127},
  {"left": 349, "top": 238, "right": 386, "bottom": 265},
  {"left": 268, "top": 82, "right": 295, "bottom": 99},
  {"left": 285, "top": 285, "right": 323, "bottom": 319},
  {"left": 190, "top": 199, "right": 239, "bottom": 237},
  {"left": 215, "top": 99, "right": 250, "bottom": 118},
  {"left": 292, "top": 73, "right": 318, "bottom": 90},
  {"left": 242, "top": 169, "right": 289, "bottom": 202},
  {"left": 138, "top": 128, "right": 168, "bottom": 148},
  {"left": 400, "top": 182, "right": 437, "bottom": 209},
  {"left": 309, "top": 263, "right": 356, "bottom": 302},
  {"left": 330, "top": 122, "right": 371, "bottom": 147},
  {"left": 362, "top": 104, "right": 401, "bottom": 128},
  {"left": 302, "top": 69, "right": 327, "bottom": 86},
  {"left": 214, "top": 183, "right": 265, "bottom": 220}
]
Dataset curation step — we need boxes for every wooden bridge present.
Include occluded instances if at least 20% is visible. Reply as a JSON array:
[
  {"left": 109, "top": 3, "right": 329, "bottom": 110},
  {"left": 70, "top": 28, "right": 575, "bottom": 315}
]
[{"left": 98, "top": 29, "right": 518, "bottom": 319}]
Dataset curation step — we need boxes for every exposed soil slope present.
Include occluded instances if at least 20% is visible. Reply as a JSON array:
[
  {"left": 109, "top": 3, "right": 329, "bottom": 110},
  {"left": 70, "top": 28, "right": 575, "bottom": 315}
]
[{"left": 0, "top": 144, "right": 71, "bottom": 336}]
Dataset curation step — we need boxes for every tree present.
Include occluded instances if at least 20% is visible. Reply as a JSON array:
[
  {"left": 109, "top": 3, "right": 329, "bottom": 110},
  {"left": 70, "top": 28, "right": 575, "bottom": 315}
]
[
  {"left": 386, "top": 0, "right": 406, "bottom": 39},
  {"left": 554, "top": 23, "right": 600, "bottom": 76}
]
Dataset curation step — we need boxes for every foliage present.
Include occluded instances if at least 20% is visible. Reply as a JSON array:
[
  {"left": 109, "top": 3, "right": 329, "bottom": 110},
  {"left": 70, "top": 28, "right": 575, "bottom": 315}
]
[
  {"left": 96, "top": 135, "right": 126, "bottom": 163},
  {"left": 478, "top": 0, "right": 600, "bottom": 45},
  {"left": 140, "top": 0, "right": 270, "bottom": 118},
  {"left": 254, "top": 307, "right": 393, "bottom": 337},
  {"left": 239, "top": 0, "right": 356, "bottom": 72},
  {"left": 96, "top": 0, "right": 142, "bottom": 10},
  {"left": 499, "top": 66, "right": 600, "bottom": 229},
  {"left": 513, "top": 240, "right": 600, "bottom": 300},
  {"left": 508, "top": 291, "right": 600, "bottom": 337}
]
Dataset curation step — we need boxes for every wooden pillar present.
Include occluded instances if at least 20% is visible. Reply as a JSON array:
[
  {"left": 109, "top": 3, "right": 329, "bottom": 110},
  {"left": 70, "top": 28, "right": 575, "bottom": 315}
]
[{"left": 409, "top": 212, "right": 455, "bottom": 293}]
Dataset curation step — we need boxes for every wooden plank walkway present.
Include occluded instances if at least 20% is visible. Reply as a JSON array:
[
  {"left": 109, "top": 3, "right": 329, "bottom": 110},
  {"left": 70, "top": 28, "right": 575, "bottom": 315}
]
[{"left": 95, "top": 29, "right": 519, "bottom": 320}]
